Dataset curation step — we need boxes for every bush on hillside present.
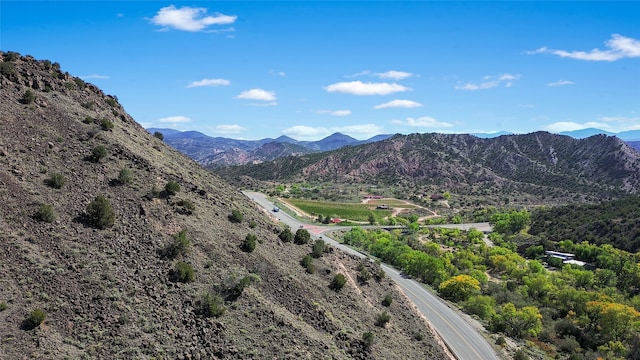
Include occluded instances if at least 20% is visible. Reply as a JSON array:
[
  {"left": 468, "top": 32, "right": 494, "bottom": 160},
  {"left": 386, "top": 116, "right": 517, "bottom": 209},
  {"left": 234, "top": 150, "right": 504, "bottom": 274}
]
[
  {"left": 35, "top": 204, "right": 56, "bottom": 223},
  {"left": 23, "top": 308, "right": 46, "bottom": 329},
  {"left": 163, "top": 230, "right": 190, "bottom": 259},
  {"left": 330, "top": 273, "right": 347, "bottom": 291},
  {"left": 117, "top": 168, "right": 133, "bottom": 185},
  {"left": 241, "top": 234, "right": 257, "bottom": 252},
  {"left": 199, "top": 293, "right": 225, "bottom": 318},
  {"left": 86, "top": 195, "right": 115, "bottom": 229},
  {"left": 20, "top": 90, "right": 35, "bottom": 104},
  {"left": 294, "top": 228, "right": 311, "bottom": 245},
  {"left": 153, "top": 131, "right": 164, "bottom": 141},
  {"left": 228, "top": 209, "right": 243, "bottom": 223},
  {"left": 45, "top": 172, "right": 66, "bottom": 189},
  {"left": 164, "top": 180, "right": 180, "bottom": 196},
  {"left": 170, "top": 261, "right": 195, "bottom": 283},
  {"left": 90, "top": 145, "right": 107, "bottom": 163},
  {"left": 375, "top": 311, "right": 391, "bottom": 327}
]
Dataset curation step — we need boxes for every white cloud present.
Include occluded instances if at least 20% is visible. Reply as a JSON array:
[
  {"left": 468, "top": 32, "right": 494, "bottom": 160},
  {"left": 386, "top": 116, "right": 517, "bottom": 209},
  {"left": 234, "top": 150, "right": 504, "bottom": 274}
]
[
  {"left": 236, "top": 88, "right": 276, "bottom": 101},
  {"left": 282, "top": 126, "right": 331, "bottom": 140},
  {"left": 344, "top": 70, "right": 372, "bottom": 78},
  {"left": 316, "top": 110, "right": 352, "bottom": 116},
  {"left": 187, "top": 78, "right": 230, "bottom": 88},
  {"left": 526, "top": 34, "right": 640, "bottom": 62},
  {"left": 80, "top": 74, "right": 109, "bottom": 80},
  {"left": 282, "top": 124, "right": 383, "bottom": 140},
  {"left": 547, "top": 80, "right": 575, "bottom": 87},
  {"left": 391, "top": 116, "right": 453, "bottom": 128},
  {"left": 374, "top": 99, "right": 423, "bottom": 109},
  {"left": 158, "top": 116, "right": 192, "bottom": 123},
  {"left": 269, "top": 69, "right": 286, "bottom": 77},
  {"left": 213, "top": 124, "right": 247, "bottom": 134},
  {"left": 375, "top": 70, "right": 413, "bottom": 80},
  {"left": 325, "top": 81, "right": 411, "bottom": 95},
  {"left": 149, "top": 5, "right": 236, "bottom": 32},
  {"left": 455, "top": 73, "right": 521, "bottom": 90}
]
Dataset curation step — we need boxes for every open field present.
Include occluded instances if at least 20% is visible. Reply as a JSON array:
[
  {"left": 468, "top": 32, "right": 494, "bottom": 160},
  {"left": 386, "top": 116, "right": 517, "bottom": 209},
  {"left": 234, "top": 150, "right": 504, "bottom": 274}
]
[{"left": 286, "top": 198, "right": 392, "bottom": 222}]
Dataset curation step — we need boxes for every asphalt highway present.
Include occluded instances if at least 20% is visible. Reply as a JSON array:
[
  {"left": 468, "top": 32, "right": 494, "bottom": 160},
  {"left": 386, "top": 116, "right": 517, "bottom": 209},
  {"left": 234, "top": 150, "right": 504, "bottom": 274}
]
[{"left": 244, "top": 191, "right": 500, "bottom": 360}]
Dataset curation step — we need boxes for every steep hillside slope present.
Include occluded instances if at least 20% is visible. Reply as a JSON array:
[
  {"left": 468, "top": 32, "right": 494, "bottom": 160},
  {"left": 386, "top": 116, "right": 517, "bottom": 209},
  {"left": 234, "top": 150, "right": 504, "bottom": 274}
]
[
  {"left": 0, "top": 52, "right": 446, "bottom": 359},
  {"left": 214, "top": 132, "right": 640, "bottom": 202}
]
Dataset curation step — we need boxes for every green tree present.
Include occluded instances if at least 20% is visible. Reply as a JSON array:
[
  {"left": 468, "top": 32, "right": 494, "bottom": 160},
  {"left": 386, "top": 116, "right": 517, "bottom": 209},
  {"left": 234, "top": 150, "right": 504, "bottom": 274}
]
[
  {"left": 241, "top": 234, "right": 257, "bottom": 252},
  {"left": 585, "top": 301, "right": 640, "bottom": 343},
  {"left": 153, "top": 131, "right": 164, "bottom": 141},
  {"left": 279, "top": 227, "right": 293, "bottom": 242},
  {"left": 493, "top": 303, "right": 542, "bottom": 338},
  {"left": 294, "top": 228, "right": 311, "bottom": 245},
  {"left": 86, "top": 195, "right": 115, "bottom": 229},
  {"left": 311, "top": 239, "right": 326, "bottom": 257},
  {"left": 164, "top": 180, "right": 180, "bottom": 196},
  {"left": 464, "top": 295, "right": 496, "bottom": 320},
  {"left": 438, "top": 274, "right": 480, "bottom": 302},
  {"left": 368, "top": 212, "right": 376, "bottom": 225}
]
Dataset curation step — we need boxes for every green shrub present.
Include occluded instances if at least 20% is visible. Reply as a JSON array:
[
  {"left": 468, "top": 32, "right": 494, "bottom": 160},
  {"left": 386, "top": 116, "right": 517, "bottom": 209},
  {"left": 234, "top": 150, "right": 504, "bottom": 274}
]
[
  {"left": 294, "top": 228, "right": 311, "bottom": 245},
  {"left": 300, "top": 254, "right": 316, "bottom": 273},
  {"left": 362, "top": 331, "right": 375, "bottom": 350},
  {"left": 228, "top": 209, "right": 243, "bottom": 223},
  {"left": 73, "top": 78, "right": 85, "bottom": 88},
  {"left": 382, "top": 293, "right": 393, "bottom": 307},
  {"left": 164, "top": 180, "right": 180, "bottom": 196},
  {"left": 153, "top": 131, "right": 164, "bottom": 141},
  {"left": 100, "top": 118, "right": 114, "bottom": 131},
  {"left": 249, "top": 220, "right": 257, "bottom": 228},
  {"left": 45, "top": 172, "right": 66, "bottom": 189},
  {"left": 90, "top": 145, "right": 107, "bottom": 163},
  {"left": 375, "top": 311, "right": 390, "bottom": 327},
  {"left": 35, "top": 204, "right": 56, "bottom": 223},
  {"left": 0, "top": 62, "right": 15, "bottom": 77},
  {"left": 199, "top": 293, "right": 225, "bottom": 318},
  {"left": 4, "top": 51, "right": 19, "bottom": 61},
  {"left": 83, "top": 116, "right": 94, "bottom": 124},
  {"left": 86, "top": 195, "right": 115, "bottom": 229},
  {"left": 164, "top": 230, "right": 190, "bottom": 259},
  {"left": 241, "top": 234, "right": 257, "bottom": 253},
  {"left": 311, "top": 239, "right": 326, "bottom": 258},
  {"left": 0, "top": 301, "right": 7, "bottom": 311},
  {"left": 117, "top": 168, "right": 133, "bottom": 185},
  {"left": 171, "top": 261, "right": 195, "bottom": 283},
  {"left": 105, "top": 97, "right": 117, "bottom": 107},
  {"left": 21, "top": 90, "right": 35, "bottom": 104},
  {"left": 330, "top": 273, "right": 347, "bottom": 291},
  {"left": 358, "top": 268, "right": 371, "bottom": 284},
  {"left": 513, "top": 349, "right": 529, "bottom": 360},
  {"left": 24, "top": 308, "right": 46, "bottom": 329},
  {"left": 279, "top": 227, "right": 293, "bottom": 242},
  {"left": 176, "top": 199, "right": 195, "bottom": 215}
]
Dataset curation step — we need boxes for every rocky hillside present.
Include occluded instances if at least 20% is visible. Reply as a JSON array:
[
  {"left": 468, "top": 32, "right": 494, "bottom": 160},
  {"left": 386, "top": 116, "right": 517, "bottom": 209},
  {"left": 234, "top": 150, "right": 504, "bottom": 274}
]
[
  {"left": 214, "top": 132, "right": 640, "bottom": 202},
  {"left": 0, "top": 52, "right": 447, "bottom": 359}
]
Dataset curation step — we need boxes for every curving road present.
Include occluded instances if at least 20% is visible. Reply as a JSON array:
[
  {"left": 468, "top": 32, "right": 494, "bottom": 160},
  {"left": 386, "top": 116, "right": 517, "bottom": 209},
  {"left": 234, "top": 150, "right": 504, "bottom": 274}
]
[{"left": 244, "top": 192, "right": 500, "bottom": 360}]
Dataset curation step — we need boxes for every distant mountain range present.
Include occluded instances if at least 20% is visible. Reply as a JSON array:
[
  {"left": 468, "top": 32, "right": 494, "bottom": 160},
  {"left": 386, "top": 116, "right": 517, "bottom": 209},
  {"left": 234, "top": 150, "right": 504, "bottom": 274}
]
[
  {"left": 149, "top": 127, "right": 640, "bottom": 167},
  {"left": 212, "top": 131, "right": 640, "bottom": 202}
]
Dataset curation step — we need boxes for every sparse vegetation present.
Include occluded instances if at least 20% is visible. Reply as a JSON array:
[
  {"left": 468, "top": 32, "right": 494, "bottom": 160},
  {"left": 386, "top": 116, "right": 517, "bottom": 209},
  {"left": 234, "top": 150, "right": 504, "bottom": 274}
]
[
  {"left": 362, "top": 331, "right": 375, "bottom": 350},
  {"left": 117, "top": 168, "right": 133, "bottom": 185},
  {"left": 241, "top": 234, "right": 257, "bottom": 252},
  {"left": 45, "top": 172, "right": 66, "bottom": 189},
  {"left": 20, "top": 89, "right": 35, "bottom": 104},
  {"left": 199, "top": 293, "right": 225, "bottom": 318},
  {"left": 300, "top": 254, "right": 316, "bottom": 274},
  {"left": 86, "top": 195, "right": 115, "bottom": 229},
  {"left": 382, "top": 293, "right": 393, "bottom": 307},
  {"left": 163, "top": 230, "right": 190, "bottom": 259},
  {"left": 171, "top": 261, "right": 195, "bottom": 283},
  {"left": 90, "top": 145, "right": 107, "bottom": 162},
  {"left": 100, "top": 118, "right": 114, "bottom": 131},
  {"left": 375, "top": 311, "right": 391, "bottom": 327},
  {"left": 35, "top": 204, "right": 56, "bottom": 223},
  {"left": 164, "top": 180, "right": 180, "bottom": 196},
  {"left": 175, "top": 199, "right": 195, "bottom": 215},
  {"left": 228, "top": 209, "right": 243, "bottom": 223},
  {"left": 0, "top": 302, "right": 7, "bottom": 311},
  {"left": 24, "top": 308, "right": 46, "bottom": 329},
  {"left": 105, "top": 97, "right": 117, "bottom": 107},
  {"left": 330, "top": 273, "right": 347, "bottom": 291}
]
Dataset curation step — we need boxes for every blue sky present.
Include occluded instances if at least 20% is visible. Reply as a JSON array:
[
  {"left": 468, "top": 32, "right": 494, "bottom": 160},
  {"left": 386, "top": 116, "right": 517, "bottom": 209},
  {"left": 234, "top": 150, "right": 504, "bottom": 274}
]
[{"left": 2, "top": 1, "right": 639, "bottom": 140}]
